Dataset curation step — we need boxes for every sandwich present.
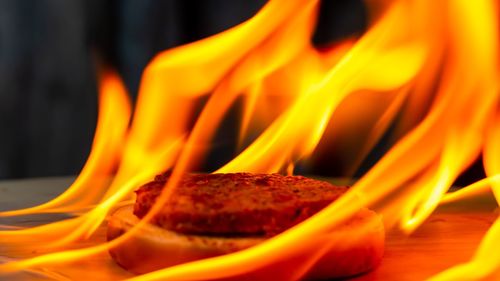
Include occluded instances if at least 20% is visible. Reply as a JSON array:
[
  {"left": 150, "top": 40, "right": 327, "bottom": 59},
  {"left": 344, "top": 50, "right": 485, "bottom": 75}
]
[{"left": 107, "top": 172, "right": 384, "bottom": 279}]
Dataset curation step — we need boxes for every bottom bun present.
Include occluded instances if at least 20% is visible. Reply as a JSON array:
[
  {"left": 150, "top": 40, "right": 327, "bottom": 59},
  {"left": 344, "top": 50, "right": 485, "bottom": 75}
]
[{"left": 107, "top": 205, "right": 384, "bottom": 280}]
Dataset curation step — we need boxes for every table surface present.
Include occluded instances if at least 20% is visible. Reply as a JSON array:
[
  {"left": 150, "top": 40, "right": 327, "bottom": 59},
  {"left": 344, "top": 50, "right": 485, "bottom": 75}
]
[{"left": 0, "top": 177, "right": 498, "bottom": 281}]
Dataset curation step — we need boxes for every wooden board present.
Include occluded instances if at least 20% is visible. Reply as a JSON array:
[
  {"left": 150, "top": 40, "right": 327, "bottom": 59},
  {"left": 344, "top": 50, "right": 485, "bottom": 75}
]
[{"left": 0, "top": 177, "right": 498, "bottom": 281}]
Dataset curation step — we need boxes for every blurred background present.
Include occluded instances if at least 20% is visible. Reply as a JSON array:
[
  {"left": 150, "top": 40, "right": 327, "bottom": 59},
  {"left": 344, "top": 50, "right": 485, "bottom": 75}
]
[
  {"left": 0, "top": 0, "right": 367, "bottom": 179},
  {"left": 0, "top": 0, "right": 483, "bottom": 183}
]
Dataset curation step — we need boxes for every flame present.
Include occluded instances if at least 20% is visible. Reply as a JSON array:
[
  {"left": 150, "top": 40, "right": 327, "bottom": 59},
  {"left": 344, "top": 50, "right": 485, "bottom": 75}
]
[
  {"left": 1, "top": 0, "right": 500, "bottom": 280},
  {"left": 1, "top": 70, "right": 131, "bottom": 216}
]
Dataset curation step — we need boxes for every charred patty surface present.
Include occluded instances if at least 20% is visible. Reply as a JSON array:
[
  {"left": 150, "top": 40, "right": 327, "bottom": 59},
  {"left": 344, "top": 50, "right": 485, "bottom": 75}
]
[{"left": 134, "top": 173, "right": 347, "bottom": 236}]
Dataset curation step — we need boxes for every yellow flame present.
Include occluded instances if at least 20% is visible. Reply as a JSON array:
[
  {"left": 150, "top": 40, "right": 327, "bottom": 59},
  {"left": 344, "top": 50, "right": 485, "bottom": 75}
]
[
  {"left": 0, "top": 70, "right": 132, "bottom": 250},
  {"left": 1, "top": 0, "right": 500, "bottom": 280},
  {"left": 0, "top": 70, "right": 131, "bottom": 216}
]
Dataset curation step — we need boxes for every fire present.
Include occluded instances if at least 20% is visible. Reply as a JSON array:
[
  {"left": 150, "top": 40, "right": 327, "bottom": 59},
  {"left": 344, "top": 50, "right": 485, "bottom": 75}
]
[{"left": 1, "top": 0, "right": 499, "bottom": 280}]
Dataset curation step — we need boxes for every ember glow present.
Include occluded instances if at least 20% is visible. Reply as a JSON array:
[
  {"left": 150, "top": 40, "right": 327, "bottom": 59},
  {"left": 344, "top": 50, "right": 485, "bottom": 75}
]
[{"left": 1, "top": 0, "right": 499, "bottom": 280}]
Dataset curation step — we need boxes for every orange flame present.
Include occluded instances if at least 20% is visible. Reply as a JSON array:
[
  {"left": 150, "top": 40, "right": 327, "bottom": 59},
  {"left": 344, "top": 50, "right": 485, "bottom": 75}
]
[{"left": 1, "top": 0, "right": 500, "bottom": 280}]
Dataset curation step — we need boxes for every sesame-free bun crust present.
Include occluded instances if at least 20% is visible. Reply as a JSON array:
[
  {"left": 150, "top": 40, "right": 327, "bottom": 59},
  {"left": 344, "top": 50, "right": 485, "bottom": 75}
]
[{"left": 107, "top": 205, "right": 384, "bottom": 279}]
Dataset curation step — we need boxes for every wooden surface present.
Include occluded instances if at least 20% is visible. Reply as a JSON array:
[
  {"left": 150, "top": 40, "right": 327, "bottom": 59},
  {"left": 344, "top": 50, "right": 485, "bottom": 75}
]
[{"left": 0, "top": 177, "right": 498, "bottom": 281}]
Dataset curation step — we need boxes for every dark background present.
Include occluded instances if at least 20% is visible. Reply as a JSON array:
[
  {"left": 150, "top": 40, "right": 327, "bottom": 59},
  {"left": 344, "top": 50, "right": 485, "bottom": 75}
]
[
  {"left": 0, "top": 0, "right": 483, "bottom": 184},
  {"left": 0, "top": 0, "right": 367, "bottom": 179}
]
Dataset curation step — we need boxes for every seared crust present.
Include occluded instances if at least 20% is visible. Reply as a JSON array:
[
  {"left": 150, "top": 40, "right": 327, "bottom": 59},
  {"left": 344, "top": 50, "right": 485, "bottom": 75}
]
[{"left": 134, "top": 172, "right": 347, "bottom": 236}]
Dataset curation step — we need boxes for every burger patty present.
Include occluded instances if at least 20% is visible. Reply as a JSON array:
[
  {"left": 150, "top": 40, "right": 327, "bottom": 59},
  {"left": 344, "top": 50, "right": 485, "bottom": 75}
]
[{"left": 134, "top": 172, "right": 347, "bottom": 236}]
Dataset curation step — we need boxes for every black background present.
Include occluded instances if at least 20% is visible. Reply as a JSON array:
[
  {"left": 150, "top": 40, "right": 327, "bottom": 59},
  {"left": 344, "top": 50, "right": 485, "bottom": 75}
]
[
  {"left": 0, "top": 0, "right": 366, "bottom": 179},
  {"left": 0, "top": 0, "right": 482, "bottom": 184}
]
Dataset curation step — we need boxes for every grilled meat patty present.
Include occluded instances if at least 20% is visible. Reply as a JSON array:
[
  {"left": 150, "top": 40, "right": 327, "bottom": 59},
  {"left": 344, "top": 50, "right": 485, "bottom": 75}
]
[{"left": 134, "top": 172, "right": 347, "bottom": 236}]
